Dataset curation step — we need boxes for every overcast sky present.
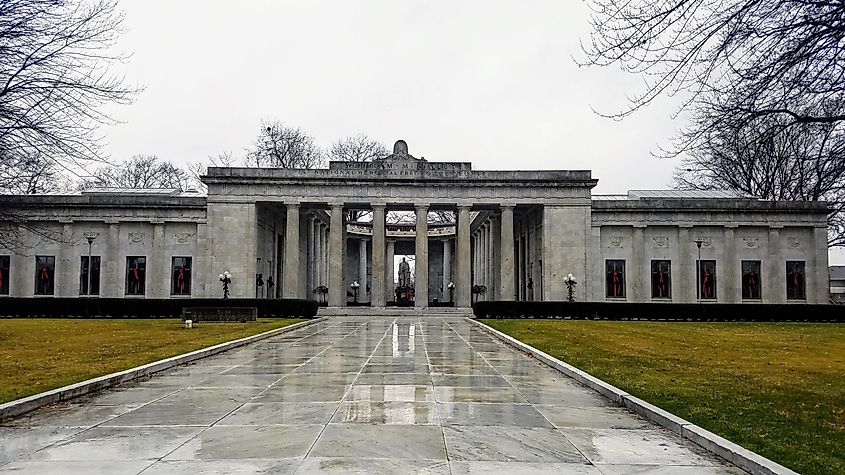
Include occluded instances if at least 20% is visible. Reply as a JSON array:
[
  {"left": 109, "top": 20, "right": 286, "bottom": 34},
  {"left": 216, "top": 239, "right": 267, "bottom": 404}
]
[
  {"left": 103, "top": 0, "right": 683, "bottom": 195},
  {"left": 103, "top": 0, "right": 843, "bottom": 264}
]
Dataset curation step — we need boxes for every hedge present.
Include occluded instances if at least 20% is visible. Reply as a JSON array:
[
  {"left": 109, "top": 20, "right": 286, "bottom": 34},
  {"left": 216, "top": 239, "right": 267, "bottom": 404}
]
[
  {"left": 0, "top": 298, "right": 318, "bottom": 319},
  {"left": 472, "top": 301, "right": 844, "bottom": 322}
]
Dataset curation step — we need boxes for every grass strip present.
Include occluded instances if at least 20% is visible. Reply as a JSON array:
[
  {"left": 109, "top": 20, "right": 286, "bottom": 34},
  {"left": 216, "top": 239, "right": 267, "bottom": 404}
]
[{"left": 482, "top": 319, "right": 845, "bottom": 475}]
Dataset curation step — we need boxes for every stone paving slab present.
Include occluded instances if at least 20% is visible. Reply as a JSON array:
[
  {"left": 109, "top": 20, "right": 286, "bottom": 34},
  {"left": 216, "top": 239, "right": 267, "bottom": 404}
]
[{"left": 0, "top": 317, "right": 746, "bottom": 474}]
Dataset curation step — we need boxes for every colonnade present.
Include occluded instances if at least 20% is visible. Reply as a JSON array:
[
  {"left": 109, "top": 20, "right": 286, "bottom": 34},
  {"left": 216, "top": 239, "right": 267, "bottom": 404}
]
[{"left": 278, "top": 202, "right": 528, "bottom": 307}]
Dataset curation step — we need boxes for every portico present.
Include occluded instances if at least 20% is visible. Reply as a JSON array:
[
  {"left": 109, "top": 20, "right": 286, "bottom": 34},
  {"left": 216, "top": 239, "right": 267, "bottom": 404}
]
[{"left": 203, "top": 140, "right": 596, "bottom": 308}]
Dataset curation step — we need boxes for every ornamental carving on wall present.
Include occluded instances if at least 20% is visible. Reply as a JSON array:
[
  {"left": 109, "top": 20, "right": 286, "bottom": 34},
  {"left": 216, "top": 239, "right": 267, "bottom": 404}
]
[
  {"left": 128, "top": 232, "right": 145, "bottom": 244},
  {"left": 742, "top": 237, "right": 759, "bottom": 248},
  {"left": 695, "top": 237, "right": 713, "bottom": 248},
  {"left": 609, "top": 236, "right": 623, "bottom": 248},
  {"left": 652, "top": 236, "right": 670, "bottom": 248},
  {"left": 174, "top": 232, "right": 195, "bottom": 244},
  {"left": 786, "top": 236, "right": 801, "bottom": 248}
]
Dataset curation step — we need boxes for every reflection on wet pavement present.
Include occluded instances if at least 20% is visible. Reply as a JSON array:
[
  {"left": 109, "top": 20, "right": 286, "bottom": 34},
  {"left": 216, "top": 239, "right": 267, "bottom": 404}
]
[{"left": 0, "top": 317, "right": 746, "bottom": 474}]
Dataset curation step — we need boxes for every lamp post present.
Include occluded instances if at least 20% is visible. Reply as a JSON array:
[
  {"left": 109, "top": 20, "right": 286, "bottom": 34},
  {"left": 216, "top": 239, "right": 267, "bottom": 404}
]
[
  {"left": 563, "top": 273, "right": 577, "bottom": 302},
  {"left": 351, "top": 280, "right": 360, "bottom": 303},
  {"left": 218, "top": 270, "right": 232, "bottom": 299},
  {"left": 694, "top": 239, "right": 703, "bottom": 304},
  {"left": 448, "top": 281, "right": 455, "bottom": 304},
  {"left": 83, "top": 233, "right": 98, "bottom": 296}
]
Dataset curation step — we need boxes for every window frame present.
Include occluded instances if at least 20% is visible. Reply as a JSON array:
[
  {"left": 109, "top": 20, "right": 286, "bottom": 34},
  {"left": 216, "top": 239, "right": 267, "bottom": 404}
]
[
  {"left": 0, "top": 255, "right": 10, "bottom": 295},
  {"left": 171, "top": 256, "right": 192, "bottom": 296},
  {"left": 696, "top": 259, "right": 717, "bottom": 300},
  {"left": 605, "top": 259, "right": 626, "bottom": 299},
  {"left": 34, "top": 255, "right": 56, "bottom": 296},
  {"left": 786, "top": 260, "right": 806, "bottom": 301},
  {"left": 79, "top": 255, "right": 102, "bottom": 296},
  {"left": 650, "top": 260, "right": 672, "bottom": 299},
  {"left": 125, "top": 256, "right": 147, "bottom": 296},
  {"left": 741, "top": 260, "right": 762, "bottom": 300}
]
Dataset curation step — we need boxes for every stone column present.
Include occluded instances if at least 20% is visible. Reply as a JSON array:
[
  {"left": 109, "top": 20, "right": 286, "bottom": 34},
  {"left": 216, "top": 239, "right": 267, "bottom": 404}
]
[
  {"left": 282, "top": 203, "right": 300, "bottom": 298},
  {"left": 765, "top": 226, "right": 784, "bottom": 303},
  {"left": 415, "top": 204, "right": 429, "bottom": 307},
  {"left": 456, "top": 205, "right": 472, "bottom": 307},
  {"left": 358, "top": 238, "right": 368, "bottom": 302},
  {"left": 319, "top": 223, "right": 327, "bottom": 287},
  {"left": 442, "top": 239, "right": 452, "bottom": 301},
  {"left": 499, "top": 205, "right": 515, "bottom": 301},
  {"left": 151, "top": 221, "right": 165, "bottom": 297},
  {"left": 371, "top": 205, "right": 386, "bottom": 307},
  {"left": 196, "top": 222, "right": 208, "bottom": 297},
  {"left": 490, "top": 215, "right": 501, "bottom": 300},
  {"left": 307, "top": 216, "right": 316, "bottom": 296},
  {"left": 723, "top": 226, "right": 739, "bottom": 303},
  {"left": 328, "top": 203, "right": 345, "bottom": 307},
  {"left": 632, "top": 225, "right": 646, "bottom": 302},
  {"left": 58, "top": 221, "right": 73, "bottom": 297},
  {"left": 386, "top": 239, "right": 395, "bottom": 299},
  {"left": 105, "top": 221, "right": 120, "bottom": 297},
  {"left": 813, "top": 225, "right": 829, "bottom": 304},
  {"left": 517, "top": 230, "right": 525, "bottom": 300},
  {"left": 677, "top": 226, "right": 692, "bottom": 303},
  {"left": 588, "top": 225, "right": 601, "bottom": 302}
]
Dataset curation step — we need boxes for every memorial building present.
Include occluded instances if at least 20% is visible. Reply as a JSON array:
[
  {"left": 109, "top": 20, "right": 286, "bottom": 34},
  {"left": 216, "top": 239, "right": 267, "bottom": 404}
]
[{"left": 0, "top": 140, "right": 831, "bottom": 306}]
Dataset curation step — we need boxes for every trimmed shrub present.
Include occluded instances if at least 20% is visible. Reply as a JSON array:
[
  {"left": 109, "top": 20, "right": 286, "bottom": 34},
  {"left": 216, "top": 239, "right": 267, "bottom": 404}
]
[
  {"left": 472, "top": 301, "right": 844, "bottom": 322},
  {"left": 0, "top": 298, "right": 318, "bottom": 319}
]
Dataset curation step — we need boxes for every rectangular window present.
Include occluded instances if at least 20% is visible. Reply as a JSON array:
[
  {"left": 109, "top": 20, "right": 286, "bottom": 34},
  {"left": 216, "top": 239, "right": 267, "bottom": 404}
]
[
  {"left": 697, "top": 260, "right": 717, "bottom": 300},
  {"left": 171, "top": 257, "right": 192, "bottom": 295},
  {"left": 651, "top": 260, "right": 672, "bottom": 299},
  {"left": 742, "top": 260, "right": 762, "bottom": 300},
  {"left": 786, "top": 261, "right": 806, "bottom": 300},
  {"left": 79, "top": 256, "right": 101, "bottom": 295},
  {"left": 34, "top": 256, "right": 56, "bottom": 295},
  {"left": 605, "top": 259, "right": 626, "bottom": 298},
  {"left": 126, "top": 256, "right": 146, "bottom": 295},
  {"left": 0, "top": 255, "right": 9, "bottom": 295}
]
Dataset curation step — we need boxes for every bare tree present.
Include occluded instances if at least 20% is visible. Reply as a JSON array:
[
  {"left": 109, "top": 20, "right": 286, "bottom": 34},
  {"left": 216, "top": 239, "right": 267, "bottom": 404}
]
[
  {"left": 675, "top": 118, "right": 845, "bottom": 246},
  {"left": 581, "top": 0, "right": 845, "bottom": 139},
  {"left": 246, "top": 120, "right": 324, "bottom": 169},
  {"left": 0, "top": 0, "right": 137, "bottom": 193},
  {"left": 83, "top": 155, "right": 191, "bottom": 190},
  {"left": 0, "top": 153, "right": 73, "bottom": 194},
  {"left": 329, "top": 134, "right": 388, "bottom": 162},
  {"left": 186, "top": 151, "right": 236, "bottom": 192}
]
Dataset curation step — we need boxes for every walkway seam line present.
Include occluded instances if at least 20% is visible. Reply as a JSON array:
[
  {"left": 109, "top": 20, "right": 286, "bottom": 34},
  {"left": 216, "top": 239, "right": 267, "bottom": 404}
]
[
  {"left": 468, "top": 318, "right": 798, "bottom": 475},
  {"left": 0, "top": 318, "right": 327, "bottom": 422}
]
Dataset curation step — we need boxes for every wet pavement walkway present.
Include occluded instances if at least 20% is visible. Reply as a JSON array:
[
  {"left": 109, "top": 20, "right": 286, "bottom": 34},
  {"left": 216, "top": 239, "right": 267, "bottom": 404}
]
[{"left": 0, "top": 317, "right": 744, "bottom": 474}]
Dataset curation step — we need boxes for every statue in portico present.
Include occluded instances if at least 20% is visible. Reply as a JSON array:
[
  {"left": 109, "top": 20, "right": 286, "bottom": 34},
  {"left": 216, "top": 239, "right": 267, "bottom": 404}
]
[{"left": 398, "top": 257, "right": 411, "bottom": 287}]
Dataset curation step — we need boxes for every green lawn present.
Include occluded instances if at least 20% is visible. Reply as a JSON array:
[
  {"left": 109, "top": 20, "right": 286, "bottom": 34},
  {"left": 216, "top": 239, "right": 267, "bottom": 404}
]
[
  {"left": 0, "top": 318, "right": 304, "bottom": 404},
  {"left": 482, "top": 319, "right": 845, "bottom": 475}
]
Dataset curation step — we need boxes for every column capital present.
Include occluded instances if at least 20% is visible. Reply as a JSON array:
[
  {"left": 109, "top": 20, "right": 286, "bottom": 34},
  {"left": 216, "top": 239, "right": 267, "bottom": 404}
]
[
  {"left": 371, "top": 202, "right": 387, "bottom": 210},
  {"left": 633, "top": 224, "right": 647, "bottom": 229},
  {"left": 327, "top": 201, "right": 345, "bottom": 209},
  {"left": 284, "top": 201, "right": 301, "bottom": 208},
  {"left": 414, "top": 203, "right": 430, "bottom": 211},
  {"left": 499, "top": 203, "right": 517, "bottom": 210},
  {"left": 678, "top": 224, "right": 694, "bottom": 228},
  {"left": 456, "top": 201, "right": 474, "bottom": 209},
  {"left": 769, "top": 225, "right": 784, "bottom": 230},
  {"left": 724, "top": 224, "right": 739, "bottom": 229}
]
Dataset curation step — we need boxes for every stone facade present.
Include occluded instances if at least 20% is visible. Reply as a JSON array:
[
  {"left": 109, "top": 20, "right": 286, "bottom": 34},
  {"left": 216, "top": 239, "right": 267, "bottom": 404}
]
[{"left": 0, "top": 142, "right": 830, "bottom": 306}]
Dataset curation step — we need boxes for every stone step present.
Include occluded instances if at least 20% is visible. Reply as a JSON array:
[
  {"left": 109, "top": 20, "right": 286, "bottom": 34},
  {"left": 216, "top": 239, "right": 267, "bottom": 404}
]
[{"left": 317, "top": 306, "right": 473, "bottom": 317}]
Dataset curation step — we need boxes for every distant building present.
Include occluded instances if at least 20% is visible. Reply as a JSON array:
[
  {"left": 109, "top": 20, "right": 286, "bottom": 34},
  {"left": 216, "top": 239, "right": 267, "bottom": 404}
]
[{"left": 830, "top": 266, "right": 845, "bottom": 303}]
